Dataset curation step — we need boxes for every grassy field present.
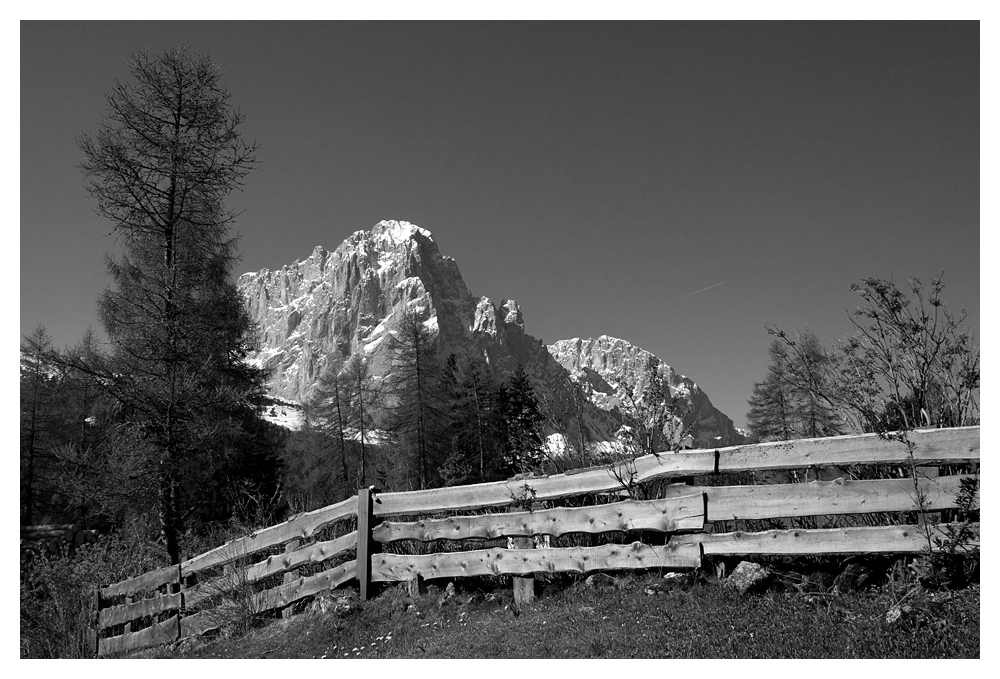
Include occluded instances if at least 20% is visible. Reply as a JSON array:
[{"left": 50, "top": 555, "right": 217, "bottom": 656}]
[{"left": 145, "top": 571, "right": 979, "bottom": 659}]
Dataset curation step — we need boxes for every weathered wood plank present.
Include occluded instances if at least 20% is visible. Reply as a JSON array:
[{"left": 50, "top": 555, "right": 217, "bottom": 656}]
[
  {"left": 100, "top": 564, "right": 179, "bottom": 599},
  {"left": 373, "top": 427, "right": 978, "bottom": 516},
  {"left": 717, "top": 427, "right": 979, "bottom": 474},
  {"left": 98, "top": 615, "right": 179, "bottom": 656},
  {"left": 704, "top": 475, "right": 978, "bottom": 522},
  {"left": 374, "top": 464, "right": 708, "bottom": 516},
  {"left": 683, "top": 522, "right": 980, "bottom": 556},
  {"left": 181, "top": 497, "right": 355, "bottom": 575},
  {"left": 372, "top": 494, "right": 706, "bottom": 543},
  {"left": 253, "top": 560, "right": 357, "bottom": 614},
  {"left": 98, "top": 591, "right": 183, "bottom": 629},
  {"left": 370, "top": 541, "right": 701, "bottom": 581},
  {"left": 183, "top": 531, "right": 358, "bottom": 608},
  {"left": 179, "top": 562, "right": 357, "bottom": 641}
]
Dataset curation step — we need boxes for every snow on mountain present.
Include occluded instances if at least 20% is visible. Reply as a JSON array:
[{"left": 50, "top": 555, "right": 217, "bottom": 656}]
[
  {"left": 547, "top": 336, "right": 742, "bottom": 448},
  {"left": 238, "top": 220, "right": 741, "bottom": 450}
]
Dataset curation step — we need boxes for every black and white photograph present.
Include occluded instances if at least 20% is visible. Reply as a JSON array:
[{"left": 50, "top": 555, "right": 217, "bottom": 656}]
[{"left": 19, "top": 17, "right": 981, "bottom": 660}]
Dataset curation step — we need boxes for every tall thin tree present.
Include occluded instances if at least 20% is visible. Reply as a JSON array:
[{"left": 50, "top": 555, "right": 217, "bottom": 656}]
[
  {"left": 78, "top": 45, "right": 263, "bottom": 563},
  {"left": 341, "top": 353, "right": 380, "bottom": 488},
  {"left": 386, "top": 309, "right": 447, "bottom": 489},
  {"left": 308, "top": 354, "right": 352, "bottom": 488}
]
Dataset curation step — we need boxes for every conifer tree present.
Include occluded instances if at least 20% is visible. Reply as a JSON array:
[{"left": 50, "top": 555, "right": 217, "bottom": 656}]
[
  {"left": 747, "top": 333, "right": 842, "bottom": 441},
  {"left": 341, "top": 353, "right": 380, "bottom": 488},
  {"left": 441, "top": 353, "right": 500, "bottom": 484},
  {"left": 496, "top": 365, "right": 544, "bottom": 476},
  {"left": 746, "top": 340, "right": 797, "bottom": 442},
  {"left": 20, "top": 326, "right": 56, "bottom": 526},
  {"left": 77, "top": 45, "right": 266, "bottom": 563},
  {"left": 308, "top": 354, "right": 352, "bottom": 488},
  {"left": 386, "top": 309, "right": 448, "bottom": 489}
]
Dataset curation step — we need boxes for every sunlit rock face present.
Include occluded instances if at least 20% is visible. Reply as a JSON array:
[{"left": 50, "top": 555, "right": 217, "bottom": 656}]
[
  {"left": 547, "top": 336, "right": 743, "bottom": 448},
  {"left": 239, "top": 220, "right": 474, "bottom": 400},
  {"left": 239, "top": 220, "right": 739, "bottom": 449}
]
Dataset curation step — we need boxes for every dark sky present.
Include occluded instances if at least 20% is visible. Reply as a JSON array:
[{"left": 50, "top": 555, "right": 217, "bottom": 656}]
[{"left": 20, "top": 21, "right": 980, "bottom": 428}]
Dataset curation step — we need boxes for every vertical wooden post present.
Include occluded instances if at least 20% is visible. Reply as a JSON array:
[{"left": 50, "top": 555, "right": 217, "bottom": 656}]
[
  {"left": 508, "top": 505, "right": 535, "bottom": 609},
  {"left": 174, "top": 565, "right": 183, "bottom": 642},
  {"left": 123, "top": 593, "right": 133, "bottom": 635},
  {"left": 407, "top": 573, "right": 427, "bottom": 598},
  {"left": 91, "top": 587, "right": 101, "bottom": 658},
  {"left": 179, "top": 565, "right": 198, "bottom": 646},
  {"left": 281, "top": 539, "right": 301, "bottom": 619},
  {"left": 356, "top": 488, "right": 375, "bottom": 602}
]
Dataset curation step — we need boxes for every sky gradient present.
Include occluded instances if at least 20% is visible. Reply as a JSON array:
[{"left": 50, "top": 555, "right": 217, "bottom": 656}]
[{"left": 20, "top": 21, "right": 980, "bottom": 428}]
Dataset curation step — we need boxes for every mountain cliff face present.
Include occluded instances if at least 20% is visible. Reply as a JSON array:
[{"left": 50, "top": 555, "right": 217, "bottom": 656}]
[
  {"left": 239, "top": 220, "right": 739, "bottom": 451},
  {"left": 547, "top": 336, "right": 742, "bottom": 448}
]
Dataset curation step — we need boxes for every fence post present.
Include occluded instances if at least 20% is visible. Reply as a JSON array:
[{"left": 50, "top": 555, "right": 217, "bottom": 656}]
[
  {"left": 91, "top": 586, "right": 101, "bottom": 658},
  {"left": 508, "top": 504, "right": 536, "bottom": 609},
  {"left": 356, "top": 488, "right": 375, "bottom": 602},
  {"left": 281, "top": 539, "right": 301, "bottom": 618},
  {"left": 174, "top": 564, "right": 183, "bottom": 642}
]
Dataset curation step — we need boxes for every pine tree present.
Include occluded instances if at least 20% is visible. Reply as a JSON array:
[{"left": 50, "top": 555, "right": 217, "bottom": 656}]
[
  {"left": 308, "top": 354, "right": 352, "bottom": 489},
  {"left": 441, "top": 353, "right": 500, "bottom": 485},
  {"left": 20, "top": 326, "right": 56, "bottom": 526},
  {"left": 746, "top": 341, "right": 796, "bottom": 442},
  {"left": 497, "top": 365, "right": 544, "bottom": 476},
  {"left": 748, "top": 332, "right": 843, "bottom": 441},
  {"left": 386, "top": 309, "right": 448, "bottom": 489},
  {"left": 341, "top": 353, "right": 380, "bottom": 488},
  {"left": 77, "top": 45, "right": 266, "bottom": 563}
]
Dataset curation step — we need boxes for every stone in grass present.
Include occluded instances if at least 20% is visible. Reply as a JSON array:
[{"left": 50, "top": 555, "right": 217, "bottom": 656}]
[
  {"left": 643, "top": 582, "right": 669, "bottom": 596},
  {"left": 584, "top": 573, "right": 619, "bottom": 589},
  {"left": 723, "top": 561, "right": 773, "bottom": 595},
  {"left": 309, "top": 589, "right": 361, "bottom": 617},
  {"left": 645, "top": 572, "right": 689, "bottom": 596},
  {"left": 437, "top": 581, "right": 457, "bottom": 608},
  {"left": 833, "top": 562, "right": 875, "bottom": 594},
  {"left": 884, "top": 604, "right": 914, "bottom": 626}
]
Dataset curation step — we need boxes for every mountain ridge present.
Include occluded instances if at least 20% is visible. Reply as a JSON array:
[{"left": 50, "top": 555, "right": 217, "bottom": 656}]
[{"left": 238, "top": 220, "right": 742, "bottom": 451}]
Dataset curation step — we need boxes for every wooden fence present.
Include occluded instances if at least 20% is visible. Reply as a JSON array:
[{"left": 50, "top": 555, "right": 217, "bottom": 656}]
[{"left": 92, "top": 426, "right": 980, "bottom": 657}]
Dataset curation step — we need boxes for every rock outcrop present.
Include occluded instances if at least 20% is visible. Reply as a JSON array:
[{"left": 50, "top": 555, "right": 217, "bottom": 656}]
[
  {"left": 239, "top": 220, "right": 740, "bottom": 452},
  {"left": 547, "top": 336, "right": 742, "bottom": 447}
]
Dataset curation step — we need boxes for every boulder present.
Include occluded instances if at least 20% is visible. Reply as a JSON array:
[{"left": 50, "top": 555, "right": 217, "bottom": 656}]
[{"left": 724, "top": 561, "right": 772, "bottom": 595}]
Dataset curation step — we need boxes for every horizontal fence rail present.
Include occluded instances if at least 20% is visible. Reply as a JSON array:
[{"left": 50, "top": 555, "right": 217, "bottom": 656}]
[
  {"left": 372, "top": 492, "right": 706, "bottom": 542},
  {"left": 180, "top": 497, "right": 356, "bottom": 575},
  {"left": 372, "top": 541, "right": 702, "bottom": 581},
  {"left": 372, "top": 427, "right": 979, "bottom": 516},
  {"left": 94, "top": 497, "right": 359, "bottom": 657},
  {"left": 93, "top": 426, "right": 980, "bottom": 656},
  {"left": 703, "top": 473, "right": 978, "bottom": 521},
  {"left": 689, "top": 522, "right": 979, "bottom": 556}
]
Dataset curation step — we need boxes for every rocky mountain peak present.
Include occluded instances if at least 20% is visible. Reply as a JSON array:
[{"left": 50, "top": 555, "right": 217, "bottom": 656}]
[
  {"left": 239, "top": 220, "right": 741, "bottom": 450},
  {"left": 547, "top": 335, "right": 740, "bottom": 447}
]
